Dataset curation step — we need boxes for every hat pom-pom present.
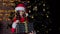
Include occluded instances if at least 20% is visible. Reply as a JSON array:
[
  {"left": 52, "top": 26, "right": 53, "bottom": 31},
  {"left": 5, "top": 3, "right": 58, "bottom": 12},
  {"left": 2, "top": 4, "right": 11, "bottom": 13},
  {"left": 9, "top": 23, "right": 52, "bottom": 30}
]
[{"left": 26, "top": 13, "right": 28, "bottom": 17}]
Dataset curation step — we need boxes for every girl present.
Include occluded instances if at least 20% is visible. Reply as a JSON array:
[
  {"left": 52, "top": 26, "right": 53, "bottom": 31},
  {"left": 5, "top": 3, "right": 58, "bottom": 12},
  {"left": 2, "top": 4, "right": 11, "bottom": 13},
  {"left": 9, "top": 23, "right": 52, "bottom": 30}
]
[{"left": 11, "top": 3, "right": 34, "bottom": 34}]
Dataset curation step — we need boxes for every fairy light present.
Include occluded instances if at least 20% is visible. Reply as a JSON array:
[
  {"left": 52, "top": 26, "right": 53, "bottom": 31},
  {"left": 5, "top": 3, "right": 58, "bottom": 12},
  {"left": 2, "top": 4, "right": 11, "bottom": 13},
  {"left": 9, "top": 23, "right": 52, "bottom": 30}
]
[
  {"left": 46, "top": 7, "right": 49, "bottom": 9},
  {"left": 49, "top": 28, "right": 52, "bottom": 31},
  {"left": 27, "top": 1, "right": 30, "bottom": 3},
  {"left": 47, "top": 15, "right": 49, "bottom": 18},
  {"left": 43, "top": 3, "right": 45, "bottom": 6},
  {"left": 46, "top": 14, "right": 49, "bottom": 18},
  {"left": 33, "top": 6, "right": 37, "bottom": 11},
  {"left": 29, "top": 10, "right": 31, "bottom": 13},
  {"left": 42, "top": 24, "right": 44, "bottom": 26},
  {"left": 39, "top": 3, "right": 41, "bottom": 5},
  {"left": 45, "top": 30, "right": 48, "bottom": 33},
  {"left": 31, "top": 16, "right": 34, "bottom": 19},
  {"left": 43, "top": 9, "right": 45, "bottom": 11},
  {"left": 47, "top": 11, "right": 50, "bottom": 14}
]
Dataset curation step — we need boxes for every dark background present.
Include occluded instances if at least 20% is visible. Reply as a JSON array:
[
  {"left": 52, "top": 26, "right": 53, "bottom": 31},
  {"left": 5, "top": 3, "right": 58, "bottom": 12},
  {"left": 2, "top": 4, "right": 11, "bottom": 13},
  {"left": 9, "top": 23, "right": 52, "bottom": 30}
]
[
  {"left": 0, "top": 0, "right": 57, "bottom": 34},
  {"left": 47, "top": 0, "right": 57, "bottom": 34},
  {"left": 31, "top": 0, "right": 57, "bottom": 34}
]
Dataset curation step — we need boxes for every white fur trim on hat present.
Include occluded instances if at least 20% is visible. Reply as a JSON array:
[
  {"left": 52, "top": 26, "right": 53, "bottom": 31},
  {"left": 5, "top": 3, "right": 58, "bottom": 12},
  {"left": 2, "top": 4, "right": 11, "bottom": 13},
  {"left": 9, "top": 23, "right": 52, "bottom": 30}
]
[{"left": 15, "top": 7, "right": 25, "bottom": 12}]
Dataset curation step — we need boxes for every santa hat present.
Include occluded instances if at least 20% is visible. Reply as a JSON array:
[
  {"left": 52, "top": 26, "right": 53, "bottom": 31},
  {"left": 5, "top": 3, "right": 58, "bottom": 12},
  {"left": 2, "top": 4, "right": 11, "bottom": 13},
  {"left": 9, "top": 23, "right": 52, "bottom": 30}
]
[
  {"left": 15, "top": 3, "right": 26, "bottom": 12},
  {"left": 15, "top": 3, "right": 28, "bottom": 17}
]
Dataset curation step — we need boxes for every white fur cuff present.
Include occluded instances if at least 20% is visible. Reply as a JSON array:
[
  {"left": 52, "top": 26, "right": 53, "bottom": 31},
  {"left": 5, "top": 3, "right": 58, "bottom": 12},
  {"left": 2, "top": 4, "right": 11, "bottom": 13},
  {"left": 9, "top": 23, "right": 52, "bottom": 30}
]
[
  {"left": 12, "top": 23, "right": 17, "bottom": 28},
  {"left": 12, "top": 20, "right": 19, "bottom": 28}
]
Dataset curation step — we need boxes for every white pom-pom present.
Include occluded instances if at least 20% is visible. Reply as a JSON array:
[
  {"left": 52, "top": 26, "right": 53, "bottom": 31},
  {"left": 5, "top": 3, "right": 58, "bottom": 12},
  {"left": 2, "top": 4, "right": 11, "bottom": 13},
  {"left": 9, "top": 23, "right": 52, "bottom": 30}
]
[{"left": 26, "top": 13, "right": 28, "bottom": 17}]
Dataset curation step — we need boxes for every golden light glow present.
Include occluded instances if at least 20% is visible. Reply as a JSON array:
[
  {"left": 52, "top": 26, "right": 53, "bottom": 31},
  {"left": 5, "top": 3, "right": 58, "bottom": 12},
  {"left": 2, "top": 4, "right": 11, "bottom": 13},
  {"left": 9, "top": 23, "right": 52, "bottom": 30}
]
[
  {"left": 10, "top": 0, "right": 14, "bottom": 2},
  {"left": 27, "top": 6, "right": 31, "bottom": 8},
  {"left": 10, "top": 3, "right": 15, "bottom": 6},
  {"left": 7, "top": 18, "right": 11, "bottom": 21},
  {"left": 0, "top": 18, "right": 2, "bottom": 21},
  {"left": 0, "top": 14, "right": 3, "bottom": 16},
  {"left": 33, "top": 6, "right": 37, "bottom": 11},
  {"left": 0, "top": 10, "right": 5, "bottom": 12},
  {"left": 3, "top": 0, "right": 8, "bottom": 2},
  {"left": 27, "top": 1, "right": 30, "bottom": 3},
  {"left": 5, "top": 14, "right": 10, "bottom": 16},
  {"left": 3, "top": 3, "right": 6, "bottom": 6}
]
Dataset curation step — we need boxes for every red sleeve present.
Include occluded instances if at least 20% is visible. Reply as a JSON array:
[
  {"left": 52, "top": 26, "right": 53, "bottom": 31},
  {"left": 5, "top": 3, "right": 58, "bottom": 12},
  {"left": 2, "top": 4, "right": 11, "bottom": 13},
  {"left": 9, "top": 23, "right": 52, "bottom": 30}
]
[{"left": 13, "top": 18, "right": 16, "bottom": 22}]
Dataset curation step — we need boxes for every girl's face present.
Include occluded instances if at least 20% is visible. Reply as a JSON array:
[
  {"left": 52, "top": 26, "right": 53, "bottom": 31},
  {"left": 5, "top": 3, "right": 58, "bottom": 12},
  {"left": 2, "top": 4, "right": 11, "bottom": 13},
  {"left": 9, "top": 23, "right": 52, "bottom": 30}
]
[{"left": 19, "top": 10, "right": 25, "bottom": 16}]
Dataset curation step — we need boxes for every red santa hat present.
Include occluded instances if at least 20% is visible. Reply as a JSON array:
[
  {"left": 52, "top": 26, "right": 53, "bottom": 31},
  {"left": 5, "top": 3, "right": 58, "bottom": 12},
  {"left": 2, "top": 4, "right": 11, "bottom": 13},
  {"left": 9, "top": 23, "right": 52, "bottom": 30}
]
[
  {"left": 15, "top": 3, "right": 26, "bottom": 12},
  {"left": 15, "top": 3, "right": 28, "bottom": 17}
]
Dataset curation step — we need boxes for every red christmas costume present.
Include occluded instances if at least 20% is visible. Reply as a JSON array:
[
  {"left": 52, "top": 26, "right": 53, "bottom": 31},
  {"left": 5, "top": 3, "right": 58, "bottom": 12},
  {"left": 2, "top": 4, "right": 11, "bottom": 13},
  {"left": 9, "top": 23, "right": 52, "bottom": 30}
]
[{"left": 11, "top": 3, "right": 28, "bottom": 33}]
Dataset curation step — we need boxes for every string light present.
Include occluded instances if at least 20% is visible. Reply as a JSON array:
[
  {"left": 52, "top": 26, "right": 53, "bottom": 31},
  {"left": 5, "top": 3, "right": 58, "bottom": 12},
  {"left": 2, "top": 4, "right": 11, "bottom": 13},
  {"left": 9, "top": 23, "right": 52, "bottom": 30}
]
[
  {"left": 10, "top": 0, "right": 14, "bottom": 2},
  {"left": 46, "top": 7, "right": 49, "bottom": 9},
  {"left": 41, "top": 1, "right": 43, "bottom": 3},
  {"left": 42, "top": 24, "right": 44, "bottom": 26},
  {"left": 49, "top": 28, "right": 52, "bottom": 31},
  {"left": 44, "top": 26, "right": 47, "bottom": 28},
  {"left": 27, "top": 1, "right": 30, "bottom": 3},
  {"left": 43, "top": 8, "right": 45, "bottom": 11},
  {"left": 3, "top": 3, "right": 6, "bottom": 6},
  {"left": 27, "top": 6, "right": 31, "bottom": 8},
  {"left": 29, "top": 10, "right": 31, "bottom": 13},
  {"left": 45, "top": 30, "right": 48, "bottom": 33},
  {"left": 39, "top": 3, "right": 41, "bottom": 5},
  {"left": 37, "top": 30, "right": 39, "bottom": 32},
  {"left": 46, "top": 14, "right": 49, "bottom": 18},
  {"left": 47, "top": 11, "right": 50, "bottom": 14},
  {"left": 43, "top": 3, "right": 45, "bottom": 6},
  {"left": 33, "top": 6, "right": 37, "bottom": 11},
  {"left": 47, "top": 15, "right": 49, "bottom": 18},
  {"left": 31, "top": 16, "right": 34, "bottom": 19}
]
